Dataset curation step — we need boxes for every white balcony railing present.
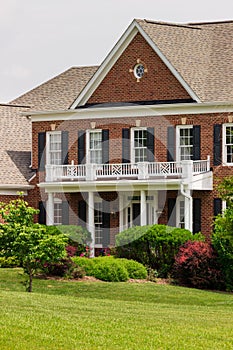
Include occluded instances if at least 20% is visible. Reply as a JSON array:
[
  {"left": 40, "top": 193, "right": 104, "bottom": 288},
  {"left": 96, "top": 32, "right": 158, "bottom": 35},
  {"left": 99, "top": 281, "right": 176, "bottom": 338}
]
[{"left": 45, "top": 156, "right": 210, "bottom": 182}]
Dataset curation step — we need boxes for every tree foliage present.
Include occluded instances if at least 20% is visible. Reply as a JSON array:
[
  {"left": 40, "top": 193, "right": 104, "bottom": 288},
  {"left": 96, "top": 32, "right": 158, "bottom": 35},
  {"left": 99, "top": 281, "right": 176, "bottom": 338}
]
[{"left": 0, "top": 196, "right": 67, "bottom": 292}]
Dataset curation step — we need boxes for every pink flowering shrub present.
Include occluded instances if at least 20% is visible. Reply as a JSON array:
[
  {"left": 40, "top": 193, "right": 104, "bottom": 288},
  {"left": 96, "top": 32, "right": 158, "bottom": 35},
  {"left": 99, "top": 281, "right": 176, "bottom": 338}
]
[{"left": 172, "top": 240, "right": 224, "bottom": 290}]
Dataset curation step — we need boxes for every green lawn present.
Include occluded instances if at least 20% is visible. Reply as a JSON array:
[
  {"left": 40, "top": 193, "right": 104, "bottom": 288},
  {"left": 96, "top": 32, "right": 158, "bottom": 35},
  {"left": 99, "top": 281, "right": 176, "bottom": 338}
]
[{"left": 0, "top": 269, "right": 233, "bottom": 350}]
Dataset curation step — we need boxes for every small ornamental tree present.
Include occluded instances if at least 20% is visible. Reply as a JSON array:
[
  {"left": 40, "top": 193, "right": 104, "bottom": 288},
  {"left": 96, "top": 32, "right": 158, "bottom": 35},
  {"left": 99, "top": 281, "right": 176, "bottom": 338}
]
[{"left": 0, "top": 196, "right": 68, "bottom": 292}]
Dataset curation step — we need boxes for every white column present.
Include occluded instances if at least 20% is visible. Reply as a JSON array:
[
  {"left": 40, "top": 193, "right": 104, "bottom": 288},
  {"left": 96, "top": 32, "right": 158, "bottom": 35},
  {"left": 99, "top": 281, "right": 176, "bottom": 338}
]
[
  {"left": 88, "top": 192, "right": 95, "bottom": 257},
  {"left": 119, "top": 193, "right": 124, "bottom": 232},
  {"left": 47, "top": 192, "right": 54, "bottom": 226},
  {"left": 184, "top": 190, "right": 193, "bottom": 232},
  {"left": 140, "top": 190, "right": 147, "bottom": 226},
  {"left": 153, "top": 191, "right": 159, "bottom": 224}
]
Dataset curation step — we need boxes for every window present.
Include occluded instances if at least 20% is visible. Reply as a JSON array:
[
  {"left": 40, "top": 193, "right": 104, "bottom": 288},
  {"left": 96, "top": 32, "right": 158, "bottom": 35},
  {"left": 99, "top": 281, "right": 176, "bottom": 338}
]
[
  {"left": 47, "top": 131, "right": 62, "bottom": 165},
  {"left": 54, "top": 199, "right": 62, "bottom": 225},
  {"left": 94, "top": 201, "right": 103, "bottom": 245},
  {"left": 178, "top": 199, "right": 185, "bottom": 229},
  {"left": 132, "top": 128, "right": 147, "bottom": 162},
  {"left": 223, "top": 124, "right": 233, "bottom": 164},
  {"left": 177, "top": 126, "right": 193, "bottom": 161},
  {"left": 134, "top": 63, "right": 145, "bottom": 79},
  {"left": 88, "top": 130, "right": 102, "bottom": 164}
]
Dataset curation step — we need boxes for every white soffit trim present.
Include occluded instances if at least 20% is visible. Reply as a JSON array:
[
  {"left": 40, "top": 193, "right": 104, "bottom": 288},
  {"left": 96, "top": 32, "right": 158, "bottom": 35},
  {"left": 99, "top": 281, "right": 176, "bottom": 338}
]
[
  {"left": 27, "top": 102, "right": 233, "bottom": 122},
  {"left": 70, "top": 21, "right": 138, "bottom": 109},
  {"left": 70, "top": 19, "right": 200, "bottom": 109}
]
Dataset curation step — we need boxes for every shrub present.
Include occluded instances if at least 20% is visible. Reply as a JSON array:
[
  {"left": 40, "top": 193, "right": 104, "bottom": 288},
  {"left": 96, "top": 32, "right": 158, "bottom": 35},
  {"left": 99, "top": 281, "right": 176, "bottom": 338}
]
[
  {"left": 212, "top": 209, "right": 233, "bottom": 290},
  {"left": 0, "top": 256, "right": 19, "bottom": 268},
  {"left": 115, "top": 224, "right": 204, "bottom": 277},
  {"left": 46, "top": 225, "right": 91, "bottom": 257},
  {"left": 43, "top": 258, "right": 75, "bottom": 277},
  {"left": 118, "top": 259, "right": 147, "bottom": 279},
  {"left": 91, "top": 257, "right": 129, "bottom": 282},
  {"left": 72, "top": 256, "right": 95, "bottom": 275},
  {"left": 172, "top": 241, "right": 224, "bottom": 290}
]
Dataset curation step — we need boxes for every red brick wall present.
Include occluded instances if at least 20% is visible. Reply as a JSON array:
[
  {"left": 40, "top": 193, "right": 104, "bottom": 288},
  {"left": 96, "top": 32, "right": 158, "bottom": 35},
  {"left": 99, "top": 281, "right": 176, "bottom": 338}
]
[{"left": 87, "top": 33, "right": 191, "bottom": 104}]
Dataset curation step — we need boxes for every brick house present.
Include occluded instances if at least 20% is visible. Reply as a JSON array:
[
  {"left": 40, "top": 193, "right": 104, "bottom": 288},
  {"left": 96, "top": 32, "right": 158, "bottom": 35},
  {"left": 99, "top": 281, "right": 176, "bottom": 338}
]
[{"left": 4, "top": 19, "right": 233, "bottom": 256}]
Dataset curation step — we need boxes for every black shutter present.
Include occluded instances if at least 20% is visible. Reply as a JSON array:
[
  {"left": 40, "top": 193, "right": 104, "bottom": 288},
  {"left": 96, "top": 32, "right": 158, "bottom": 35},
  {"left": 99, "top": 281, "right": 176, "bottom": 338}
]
[
  {"left": 62, "top": 201, "right": 69, "bottom": 225},
  {"left": 61, "top": 131, "right": 69, "bottom": 165},
  {"left": 122, "top": 128, "right": 130, "bottom": 163},
  {"left": 147, "top": 127, "right": 155, "bottom": 162},
  {"left": 168, "top": 198, "right": 176, "bottom": 227},
  {"left": 78, "top": 130, "right": 85, "bottom": 164},
  {"left": 193, "top": 125, "right": 201, "bottom": 160},
  {"left": 38, "top": 132, "right": 46, "bottom": 171},
  {"left": 193, "top": 198, "right": 201, "bottom": 233},
  {"left": 102, "top": 129, "right": 109, "bottom": 164},
  {"left": 214, "top": 198, "right": 222, "bottom": 217},
  {"left": 167, "top": 126, "right": 175, "bottom": 161},
  {"left": 214, "top": 124, "right": 222, "bottom": 166},
  {"left": 78, "top": 200, "right": 87, "bottom": 227},
  {"left": 39, "top": 201, "right": 46, "bottom": 224},
  {"left": 102, "top": 200, "right": 110, "bottom": 247}
]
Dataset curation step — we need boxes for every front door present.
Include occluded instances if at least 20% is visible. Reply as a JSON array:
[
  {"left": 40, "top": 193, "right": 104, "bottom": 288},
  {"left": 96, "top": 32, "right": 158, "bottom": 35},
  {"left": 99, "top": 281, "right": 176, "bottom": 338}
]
[{"left": 132, "top": 203, "right": 140, "bottom": 226}]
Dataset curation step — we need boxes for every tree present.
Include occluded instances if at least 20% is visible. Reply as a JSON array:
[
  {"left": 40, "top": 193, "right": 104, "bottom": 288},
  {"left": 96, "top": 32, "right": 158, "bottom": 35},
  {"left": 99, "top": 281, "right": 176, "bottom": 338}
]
[
  {"left": 212, "top": 176, "right": 233, "bottom": 290},
  {"left": 0, "top": 196, "right": 68, "bottom": 292}
]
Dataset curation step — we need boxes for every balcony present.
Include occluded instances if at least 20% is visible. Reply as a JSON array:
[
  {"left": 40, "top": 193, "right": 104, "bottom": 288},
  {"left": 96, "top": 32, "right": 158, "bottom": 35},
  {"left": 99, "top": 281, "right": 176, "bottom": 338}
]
[{"left": 45, "top": 157, "right": 211, "bottom": 185}]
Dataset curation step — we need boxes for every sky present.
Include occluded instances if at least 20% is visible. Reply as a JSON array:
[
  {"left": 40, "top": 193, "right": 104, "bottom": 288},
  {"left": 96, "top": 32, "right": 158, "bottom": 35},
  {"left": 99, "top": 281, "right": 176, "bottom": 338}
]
[{"left": 1, "top": 0, "right": 233, "bottom": 103}]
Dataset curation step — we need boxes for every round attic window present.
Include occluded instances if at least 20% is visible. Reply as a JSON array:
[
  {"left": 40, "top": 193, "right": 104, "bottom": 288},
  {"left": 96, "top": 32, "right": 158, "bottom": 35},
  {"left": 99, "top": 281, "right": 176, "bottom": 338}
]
[{"left": 134, "top": 63, "right": 145, "bottom": 79}]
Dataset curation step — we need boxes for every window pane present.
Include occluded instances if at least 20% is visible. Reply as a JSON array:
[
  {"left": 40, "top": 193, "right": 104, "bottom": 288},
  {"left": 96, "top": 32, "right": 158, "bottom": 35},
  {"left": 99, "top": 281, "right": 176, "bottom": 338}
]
[
  {"left": 90, "top": 131, "right": 102, "bottom": 164},
  {"left": 54, "top": 203, "right": 62, "bottom": 225},
  {"left": 179, "top": 128, "right": 193, "bottom": 161},
  {"left": 49, "top": 132, "right": 62, "bottom": 165},
  {"left": 134, "top": 129, "right": 147, "bottom": 162}
]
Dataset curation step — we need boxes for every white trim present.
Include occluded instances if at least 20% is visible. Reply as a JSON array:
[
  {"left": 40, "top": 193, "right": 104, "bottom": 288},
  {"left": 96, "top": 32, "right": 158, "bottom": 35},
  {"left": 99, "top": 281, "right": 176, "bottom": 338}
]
[
  {"left": 70, "top": 20, "right": 200, "bottom": 108},
  {"left": 26, "top": 102, "right": 233, "bottom": 123},
  {"left": 222, "top": 123, "right": 233, "bottom": 166}
]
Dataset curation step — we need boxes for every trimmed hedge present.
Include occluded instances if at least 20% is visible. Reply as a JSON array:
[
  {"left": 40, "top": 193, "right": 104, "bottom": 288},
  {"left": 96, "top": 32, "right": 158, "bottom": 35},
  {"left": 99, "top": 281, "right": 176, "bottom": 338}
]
[
  {"left": 115, "top": 224, "right": 204, "bottom": 277},
  {"left": 72, "top": 256, "right": 147, "bottom": 282}
]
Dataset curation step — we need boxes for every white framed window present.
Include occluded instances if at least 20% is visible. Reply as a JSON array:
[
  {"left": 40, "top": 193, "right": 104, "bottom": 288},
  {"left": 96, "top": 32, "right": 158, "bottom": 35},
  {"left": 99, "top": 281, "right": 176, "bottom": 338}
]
[
  {"left": 131, "top": 128, "right": 147, "bottom": 163},
  {"left": 176, "top": 198, "right": 185, "bottom": 229},
  {"left": 86, "top": 130, "right": 102, "bottom": 164},
  {"left": 223, "top": 124, "right": 233, "bottom": 165},
  {"left": 94, "top": 201, "right": 103, "bottom": 246},
  {"left": 54, "top": 198, "right": 62, "bottom": 226},
  {"left": 176, "top": 126, "right": 193, "bottom": 161},
  {"left": 46, "top": 131, "right": 62, "bottom": 165}
]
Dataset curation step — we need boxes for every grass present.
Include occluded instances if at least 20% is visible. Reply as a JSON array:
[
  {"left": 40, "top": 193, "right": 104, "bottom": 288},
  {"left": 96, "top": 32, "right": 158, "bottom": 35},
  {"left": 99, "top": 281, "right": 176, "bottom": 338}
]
[{"left": 0, "top": 269, "right": 233, "bottom": 349}]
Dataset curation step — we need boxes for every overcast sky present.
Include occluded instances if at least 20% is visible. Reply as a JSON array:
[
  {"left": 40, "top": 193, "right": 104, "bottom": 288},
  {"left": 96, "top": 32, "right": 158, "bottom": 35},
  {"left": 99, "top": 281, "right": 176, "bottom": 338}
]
[{"left": 1, "top": 0, "right": 233, "bottom": 103}]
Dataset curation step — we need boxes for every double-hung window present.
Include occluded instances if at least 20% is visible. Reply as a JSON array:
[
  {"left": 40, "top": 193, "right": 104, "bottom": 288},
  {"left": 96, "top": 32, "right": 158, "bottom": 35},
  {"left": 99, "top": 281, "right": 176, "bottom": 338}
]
[
  {"left": 177, "top": 126, "right": 193, "bottom": 161},
  {"left": 88, "top": 130, "right": 102, "bottom": 164},
  {"left": 54, "top": 199, "right": 62, "bottom": 225},
  {"left": 132, "top": 128, "right": 147, "bottom": 163},
  {"left": 223, "top": 124, "right": 233, "bottom": 165},
  {"left": 47, "top": 131, "right": 62, "bottom": 165}
]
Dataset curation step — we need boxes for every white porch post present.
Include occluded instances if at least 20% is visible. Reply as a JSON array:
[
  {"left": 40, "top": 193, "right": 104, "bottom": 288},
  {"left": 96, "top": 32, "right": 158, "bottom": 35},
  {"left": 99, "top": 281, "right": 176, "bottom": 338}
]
[
  {"left": 119, "top": 193, "right": 124, "bottom": 232},
  {"left": 47, "top": 192, "right": 54, "bottom": 226},
  {"left": 153, "top": 191, "right": 159, "bottom": 224},
  {"left": 88, "top": 191, "right": 95, "bottom": 257},
  {"left": 140, "top": 190, "right": 147, "bottom": 226}
]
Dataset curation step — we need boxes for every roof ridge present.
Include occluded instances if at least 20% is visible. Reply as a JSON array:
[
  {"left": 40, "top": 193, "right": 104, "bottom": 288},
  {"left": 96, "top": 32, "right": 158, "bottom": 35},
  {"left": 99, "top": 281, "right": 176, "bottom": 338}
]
[
  {"left": 188, "top": 19, "right": 233, "bottom": 25},
  {"left": 143, "top": 19, "right": 201, "bottom": 30}
]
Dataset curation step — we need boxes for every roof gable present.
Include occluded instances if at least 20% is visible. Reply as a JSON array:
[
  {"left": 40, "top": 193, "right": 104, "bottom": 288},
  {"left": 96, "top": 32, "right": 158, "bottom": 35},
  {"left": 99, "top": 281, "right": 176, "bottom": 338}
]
[{"left": 70, "top": 20, "right": 200, "bottom": 108}]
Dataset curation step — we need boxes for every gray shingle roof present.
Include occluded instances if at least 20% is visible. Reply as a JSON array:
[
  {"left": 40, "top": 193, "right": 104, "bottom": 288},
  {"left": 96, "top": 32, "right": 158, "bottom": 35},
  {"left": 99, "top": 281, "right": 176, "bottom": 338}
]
[
  {"left": 0, "top": 104, "right": 34, "bottom": 186},
  {"left": 10, "top": 66, "right": 98, "bottom": 111},
  {"left": 136, "top": 19, "right": 233, "bottom": 102}
]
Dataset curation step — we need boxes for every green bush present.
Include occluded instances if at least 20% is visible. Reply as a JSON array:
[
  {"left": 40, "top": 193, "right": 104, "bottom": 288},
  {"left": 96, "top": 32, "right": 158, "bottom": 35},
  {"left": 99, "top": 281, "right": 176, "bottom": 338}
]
[
  {"left": 91, "top": 257, "right": 129, "bottom": 282},
  {"left": 115, "top": 224, "right": 204, "bottom": 278},
  {"left": 46, "top": 225, "right": 91, "bottom": 256},
  {"left": 72, "top": 256, "right": 95, "bottom": 275},
  {"left": 212, "top": 209, "right": 233, "bottom": 290},
  {"left": 0, "top": 256, "right": 19, "bottom": 268},
  {"left": 118, "top": 259, "right": 147, "bottom": 279}
]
